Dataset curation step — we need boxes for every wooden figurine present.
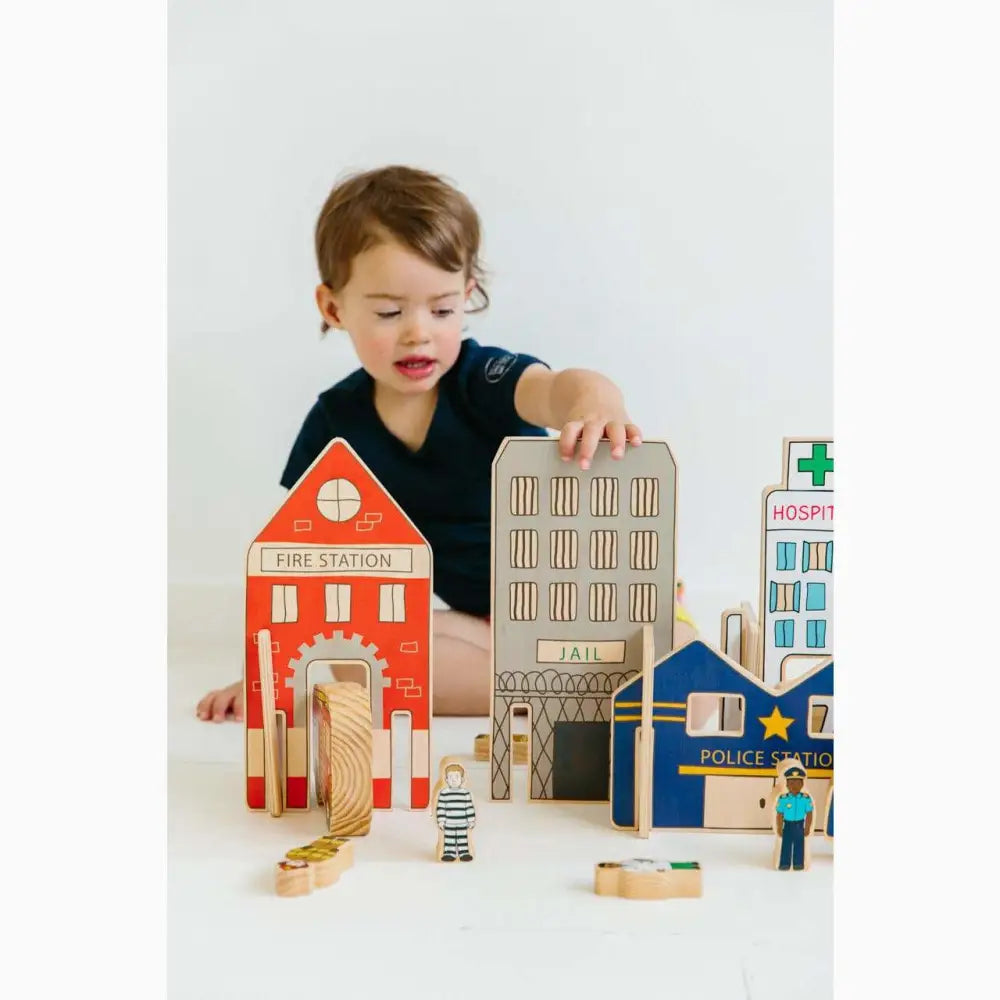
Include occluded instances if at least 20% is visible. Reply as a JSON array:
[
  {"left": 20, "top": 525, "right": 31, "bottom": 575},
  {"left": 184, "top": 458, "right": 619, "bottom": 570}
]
[
  {"left": 489, "top": 437, "right": 678, "bottom": 804},
  {"left": 773, "top": 762, "right": 814, "bottom": 870},
  {"left": 432, "top": 756, "right": 476, "bottom": 862},
  {"left": 610, "top": 639, "right": 833, "bottom": 833},
  {"left": 474, "top": 732, "right": 527, "bottom": 765},
  {"left": 313, "top": 682, "right": 373, "bottom": 836},
  {"left": 594, "top": 859, "right": 702, "bottom": 900},
  {"left": 245, "top": 437, "right": 432, "bottom": 814},
  {"left": 256, "top": 629, "right": 283, "bottom": 817}
]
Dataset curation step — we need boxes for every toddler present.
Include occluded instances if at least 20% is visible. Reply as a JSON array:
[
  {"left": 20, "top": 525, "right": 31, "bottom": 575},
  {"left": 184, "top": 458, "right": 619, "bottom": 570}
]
[{"left": 197, "top": 165, "right": 642, "bottom": 720}]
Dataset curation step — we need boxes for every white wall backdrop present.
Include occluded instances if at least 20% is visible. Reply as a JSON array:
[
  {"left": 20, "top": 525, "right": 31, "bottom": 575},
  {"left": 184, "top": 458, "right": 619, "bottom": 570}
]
[{"left": 169, "top": 0, "right": 831, "bottom": 642}]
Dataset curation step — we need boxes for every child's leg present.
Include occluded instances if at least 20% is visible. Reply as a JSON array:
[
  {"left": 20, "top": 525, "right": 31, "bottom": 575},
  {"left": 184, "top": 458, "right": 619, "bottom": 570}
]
[{"left": 432, "top": 610, "right": 491, "bottom": 716}]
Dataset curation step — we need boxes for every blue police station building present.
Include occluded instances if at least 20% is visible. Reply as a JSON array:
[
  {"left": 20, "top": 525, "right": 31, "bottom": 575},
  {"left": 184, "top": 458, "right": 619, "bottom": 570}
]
[{"left": 610, "top": 640, "right": 834, "bottom": 832}]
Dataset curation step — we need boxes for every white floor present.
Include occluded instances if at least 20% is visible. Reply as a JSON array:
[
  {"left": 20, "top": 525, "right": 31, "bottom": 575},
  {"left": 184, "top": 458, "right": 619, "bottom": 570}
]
[{"left": 169, "top": 638, "right": 832, "bottom": 1000}]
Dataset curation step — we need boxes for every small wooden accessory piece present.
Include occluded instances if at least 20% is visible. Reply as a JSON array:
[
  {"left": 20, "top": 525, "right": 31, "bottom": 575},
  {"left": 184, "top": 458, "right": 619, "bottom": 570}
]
[
  {"left": 275, "top": 860, "right": 312, "bottom": 897},
  {"left": 432, "top": 756, "right": 477, "bottom": 862},
  {"left": 635, "top": 624, "right": 655, "bottom": 839},
  {"left": 256, "top": 629, "right": 283, "bottom": 817},
  {"left": 314, "top": 682, "right": 373, "bottom": 836},
  {"left": 474, "top": 732, "right": 527, "bottom": 765},
  {"left": 594, "top": 859, "right": 702, "bottom": 900}
]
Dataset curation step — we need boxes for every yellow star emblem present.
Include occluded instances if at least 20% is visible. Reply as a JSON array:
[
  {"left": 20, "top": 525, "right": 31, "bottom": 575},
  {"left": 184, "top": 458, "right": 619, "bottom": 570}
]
[{"left": 758, "top": 706, "right": 794, "bottom": 741}]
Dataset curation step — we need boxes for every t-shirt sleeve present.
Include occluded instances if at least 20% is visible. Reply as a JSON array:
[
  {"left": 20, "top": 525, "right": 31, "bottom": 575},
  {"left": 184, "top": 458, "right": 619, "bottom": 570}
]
[
  {"left": 452, "top": 341, "right": 550, "bottom": 437},
  {"left": 280, "top": 400, "right": 335, "bottom": 489}
]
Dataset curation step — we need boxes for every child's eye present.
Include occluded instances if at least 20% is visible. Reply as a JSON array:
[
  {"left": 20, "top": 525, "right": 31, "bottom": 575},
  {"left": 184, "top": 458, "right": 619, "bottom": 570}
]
[
  {"left": 433, "top": 308, "right": 455, "bottom": 318},
  {"left": 375, "top": 310, "right": 401, "bottom": 319}
]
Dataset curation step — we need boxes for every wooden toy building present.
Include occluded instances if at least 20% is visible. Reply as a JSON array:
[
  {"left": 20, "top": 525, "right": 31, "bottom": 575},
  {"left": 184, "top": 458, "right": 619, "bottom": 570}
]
[
  {"left": 245, "top": 438, "right": 432, "bottom": 812},
  {"left": 489, "top": 437, "right": 677, "bottom": 802},
  {"left": 721, "top": 438, "right": 833, "bottom": 686},
  {"left": 610, "top": 639, "right": 833, "bottom": 832}
]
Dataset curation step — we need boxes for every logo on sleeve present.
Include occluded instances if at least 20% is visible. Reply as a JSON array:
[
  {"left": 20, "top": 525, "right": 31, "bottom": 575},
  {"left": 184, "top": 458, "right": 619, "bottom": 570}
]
[{"left": 484, "top": 353, "right": 518, "bottom": 383}]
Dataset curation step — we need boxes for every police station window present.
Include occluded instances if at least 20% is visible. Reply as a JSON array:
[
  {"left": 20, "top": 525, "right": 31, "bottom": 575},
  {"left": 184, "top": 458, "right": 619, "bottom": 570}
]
[
  {"left": 686, "top": 693, "right": 745, "bottom": 737},
  {"left": 808, "top": 696, "right": 834, "bottom": 738},
  {"left": 510, "top": 582, "right": 538, "bottom": 621},
  {"left": 271, "top": 584, "right": 298, "bottom": 624},
  {"left": 510, "top": 476, "right": 539, "bottom": 516},
  {"left": 774, "top": 619, "right": 794, "bottom": 647},
  {"left": 806, "top": 619, "right": 827, "bottom": 648},
  {"left": 776, "top": 542, "right": 797, "bottom": 571},
  {"left": 806, "top": 583, "right": 826, "bottom": 611},
  {"left": 325, "top": 584, "right": 351, "bottom": 623},
  {"left": 803, "top": 541, "right": 834, "bottom": 572},
  {"left": 379, "top": 583, "right": 406, "bottom": 623},
  {"left": 769, "top": 581, "right": 800, "bottom": 613}
]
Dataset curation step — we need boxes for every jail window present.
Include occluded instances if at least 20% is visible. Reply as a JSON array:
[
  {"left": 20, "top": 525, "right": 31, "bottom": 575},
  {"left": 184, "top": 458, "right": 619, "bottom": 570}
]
[
  {"left": 550, "top": 476, "right": 579, "bottom": 516},
  {"left": 549, "top": 582, "right": 578, "bottom": 622},
  {"left": 510, "top": 529, "right": 539, "bottom": 569},
  {"left": 589, "top": 583, "right": 617, "bottom": 622},
  {"left": 589, "top": 530, "right": 618, "bottom": 570},
  {"left": 629, "top": 583, "right": 657, "bottom": 622},
  {"left": 549, "top": 529, "right": 578, "bottom": 569},
  {"left": 510, "top": 476, "right": 539, "bottom": 516},
  {"left": 509, "top": 582, "right": 538, "bottom": 621},
  {"left": 630, "top": 477, "right": 659, "bottom": 517},
  {"left": 630, "top": 531, "right": 658, "bottom": 570},
  {"left": 590, "top": 477, "right": 619, "bottom": 516}
]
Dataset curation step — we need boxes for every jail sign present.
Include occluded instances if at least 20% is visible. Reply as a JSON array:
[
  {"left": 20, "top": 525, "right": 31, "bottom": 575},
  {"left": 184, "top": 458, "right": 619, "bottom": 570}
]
[{"left": 536, "top": 640, "right": 626, "bottom": 664}]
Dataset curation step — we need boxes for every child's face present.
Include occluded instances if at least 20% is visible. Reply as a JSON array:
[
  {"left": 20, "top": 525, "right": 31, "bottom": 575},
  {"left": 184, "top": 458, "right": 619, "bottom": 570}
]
[
  {"left": 317, "top": 239, "right": 475, "bottom": 396},
  {"left": 445, "top": 768, "right": 463, "bottom": 788}
]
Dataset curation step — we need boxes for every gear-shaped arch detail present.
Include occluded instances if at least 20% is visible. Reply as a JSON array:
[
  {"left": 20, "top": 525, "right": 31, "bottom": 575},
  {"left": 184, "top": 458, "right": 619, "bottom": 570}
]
[{"left": 285, "top": 630, "right": 391, "bottom": 730}]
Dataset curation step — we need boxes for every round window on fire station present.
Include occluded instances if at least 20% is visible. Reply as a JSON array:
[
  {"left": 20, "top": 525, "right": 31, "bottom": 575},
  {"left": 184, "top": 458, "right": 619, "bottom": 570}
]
[{"left": 316, "top": 478, "right": 362, "bottom": 522}]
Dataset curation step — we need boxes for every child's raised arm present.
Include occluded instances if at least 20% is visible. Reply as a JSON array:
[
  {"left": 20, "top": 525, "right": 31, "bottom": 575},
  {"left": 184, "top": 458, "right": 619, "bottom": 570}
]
[{"left": 514, "top": 364, "right": 643, "bottom": 470}]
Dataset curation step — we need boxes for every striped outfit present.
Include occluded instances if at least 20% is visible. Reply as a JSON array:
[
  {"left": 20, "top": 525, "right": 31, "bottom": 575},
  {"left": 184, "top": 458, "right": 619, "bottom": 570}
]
[{"left": 436, "top": 786, "right": 476, "bottom": 860}]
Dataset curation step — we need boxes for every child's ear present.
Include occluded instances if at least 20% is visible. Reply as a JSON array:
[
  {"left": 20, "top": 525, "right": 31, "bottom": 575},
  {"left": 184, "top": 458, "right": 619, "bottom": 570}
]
[
  {"left": 464, "top": 277, "right": 478, "bottom": 302},
  {"left": 315, "top": 284, "right": 343, "bottom": 328}
]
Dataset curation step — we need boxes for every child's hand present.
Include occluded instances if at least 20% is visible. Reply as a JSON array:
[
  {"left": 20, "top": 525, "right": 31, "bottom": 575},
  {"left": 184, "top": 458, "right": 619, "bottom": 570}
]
[
  {"left": 197, "top": 680, "right": 244, "bottom": 722},
  {"left": 559, "top": 414, "right": 642, "bottom": 470}
]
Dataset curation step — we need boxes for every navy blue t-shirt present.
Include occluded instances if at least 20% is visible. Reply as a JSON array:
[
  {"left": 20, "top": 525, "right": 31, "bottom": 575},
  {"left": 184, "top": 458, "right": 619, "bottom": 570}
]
[{"left": 280, "top": 339, "right": 549, "bottom": 617}]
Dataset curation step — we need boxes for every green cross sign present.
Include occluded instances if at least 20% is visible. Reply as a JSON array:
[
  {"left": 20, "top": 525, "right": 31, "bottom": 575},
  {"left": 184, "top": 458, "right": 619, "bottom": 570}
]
[{"left": 797, "top": 443, "right": 833, "bottom": 486}]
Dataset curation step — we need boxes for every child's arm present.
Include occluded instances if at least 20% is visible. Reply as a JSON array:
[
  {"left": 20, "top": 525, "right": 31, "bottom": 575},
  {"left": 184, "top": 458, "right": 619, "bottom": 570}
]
[{"left": 514, "top": 365, "right": 642, "bottom": 469}]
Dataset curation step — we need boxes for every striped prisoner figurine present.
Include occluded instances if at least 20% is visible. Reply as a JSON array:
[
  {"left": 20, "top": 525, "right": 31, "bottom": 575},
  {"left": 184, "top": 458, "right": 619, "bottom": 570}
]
[{"left": 434, "top": 761, "right": 476, "bottom": 862}]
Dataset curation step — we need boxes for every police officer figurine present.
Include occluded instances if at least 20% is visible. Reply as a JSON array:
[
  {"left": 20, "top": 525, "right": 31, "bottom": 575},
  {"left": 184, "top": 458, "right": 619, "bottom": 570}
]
[{"left": 775, "top": 765, "right": 813, "bottom": 871}]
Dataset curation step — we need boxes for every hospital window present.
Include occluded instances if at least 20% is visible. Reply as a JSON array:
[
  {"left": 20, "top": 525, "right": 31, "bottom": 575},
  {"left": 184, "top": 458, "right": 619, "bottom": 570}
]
[
  {"left": 808, "top": 696, "right": 834, "bottom": 738},
  {"left": 803, "top": 541, "right": 834, "bottom": 572},
  {"left": 774, "top": 620, "right": 794, "bottom": 647},
  {"left": 379, "top": 583, "right": 406, "bottom": 623},
  {"left": 325, "top": 584, "right": 351, "bottom": 623},
  {"left": 776, "top": 542, "right": 796, "bottom": 571},
  {"left": 686, "top": 693, "right": 745, "bottom": 737},
  {"left": 807, "top": 619, "right": 827, "bottom": 648},
  {"left": 271, "top": 584, "right": 298, "bottom": 624},
  {"left": 806, "top": 583, "right": 826, "bottom": 611},
  {"left": 770, "top": 581, "right": 800, "bottom": 613}
]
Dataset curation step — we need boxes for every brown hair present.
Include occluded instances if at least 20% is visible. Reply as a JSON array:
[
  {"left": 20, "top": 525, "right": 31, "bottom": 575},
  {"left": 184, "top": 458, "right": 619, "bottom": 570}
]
[{"left": 314, "top": 165, "right": 489, "bottom": 332}]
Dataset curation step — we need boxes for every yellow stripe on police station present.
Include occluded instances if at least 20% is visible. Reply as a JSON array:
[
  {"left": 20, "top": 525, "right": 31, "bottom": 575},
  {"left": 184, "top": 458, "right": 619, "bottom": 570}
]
[{"left": 614, "top": 715, "right": 686, "bottom": 723}]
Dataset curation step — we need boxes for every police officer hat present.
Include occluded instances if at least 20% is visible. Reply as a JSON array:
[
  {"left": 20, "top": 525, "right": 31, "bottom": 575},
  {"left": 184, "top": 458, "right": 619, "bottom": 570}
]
[{"left": 785, "top": 766, "right": 806, "bottom": 779}]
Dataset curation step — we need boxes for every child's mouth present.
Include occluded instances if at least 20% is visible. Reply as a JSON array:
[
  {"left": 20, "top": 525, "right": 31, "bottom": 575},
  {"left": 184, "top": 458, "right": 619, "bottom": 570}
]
[{"left": 394, "top": 357, "right": 437, "bottom": 380}]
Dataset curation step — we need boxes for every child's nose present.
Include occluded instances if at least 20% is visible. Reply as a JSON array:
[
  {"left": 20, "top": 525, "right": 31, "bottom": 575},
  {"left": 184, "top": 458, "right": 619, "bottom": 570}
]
[{"left": 401, "top": 319, "right": 431, "bottom": 345}]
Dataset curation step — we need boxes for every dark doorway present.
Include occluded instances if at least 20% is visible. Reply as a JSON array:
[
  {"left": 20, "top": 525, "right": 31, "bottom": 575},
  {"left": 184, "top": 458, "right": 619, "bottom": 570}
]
[{"left": 552, "top": 721, "right": 610, "bottom": 800}]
